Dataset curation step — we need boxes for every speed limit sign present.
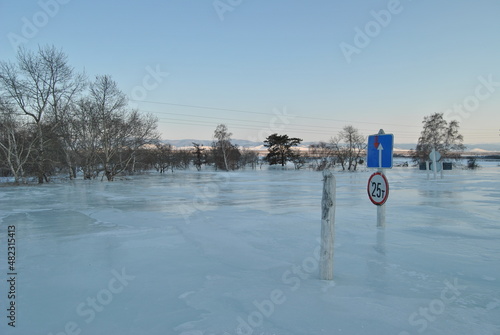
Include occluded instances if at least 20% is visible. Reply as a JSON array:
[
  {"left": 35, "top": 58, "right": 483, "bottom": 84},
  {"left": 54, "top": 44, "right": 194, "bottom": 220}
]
[{"left": 367, "top": 172, "right": 389, "bottom": 206}]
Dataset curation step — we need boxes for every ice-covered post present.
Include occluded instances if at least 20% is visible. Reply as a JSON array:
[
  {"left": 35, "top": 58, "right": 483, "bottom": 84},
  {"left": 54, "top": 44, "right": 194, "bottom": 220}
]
[
  {"left": 377, "top": 168, "right": 386, "bottom": 229},
  {"left": 375, "top": 129, "right": 386, "bottom": 228},
  {"left": 432, "top": 149, "right": 438, "bottom": 180},
  {"left": 320, "top": 170, "right": 336, "bottom": 280}
]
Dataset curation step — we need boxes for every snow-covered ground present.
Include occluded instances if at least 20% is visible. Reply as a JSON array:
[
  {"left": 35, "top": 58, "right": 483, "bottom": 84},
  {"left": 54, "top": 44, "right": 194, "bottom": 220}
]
[{"left": 0, "top": 163, "right": 499, "bottom": 335}]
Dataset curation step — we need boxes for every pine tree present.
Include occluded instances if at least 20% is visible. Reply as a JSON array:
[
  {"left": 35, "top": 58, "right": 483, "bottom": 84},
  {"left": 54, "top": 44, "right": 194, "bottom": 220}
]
[{"left": 264, "top": 134, "right": 303, "bottom": 167}]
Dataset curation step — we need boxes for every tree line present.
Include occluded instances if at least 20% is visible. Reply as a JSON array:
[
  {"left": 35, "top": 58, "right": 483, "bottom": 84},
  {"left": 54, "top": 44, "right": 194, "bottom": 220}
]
[
  {"left": 0, "top": 47, "right": 261, "bottom": 183},
  {"left": 207, "top": 124, "right": 369, "bottom": 172},
  {"left": 0, "top": 46, "right": 160, "bottom": 183},
  {"left": 1, "top": 46, "right": 466, "bottom": 183}
]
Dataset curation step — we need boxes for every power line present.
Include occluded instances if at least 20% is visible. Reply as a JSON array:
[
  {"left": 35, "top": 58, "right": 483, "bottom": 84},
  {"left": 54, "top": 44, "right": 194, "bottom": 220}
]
[
  {"left": 152, "top": 115, "right": 496, "bottom": 141},
  {"left": 154, "top": 116, "right": 348, "bottom": 136},
  {"left": 131, "top": 99, "right": 423, "bottom": 128},
  {"left": 144, "top": 109, "right": 347, "bottom": 132},
  {"left": 130, "top": 99, "right": 500, "bottom": 141},
  {"left": 152, "top": 113, "right": 425, "bottom": 137}
]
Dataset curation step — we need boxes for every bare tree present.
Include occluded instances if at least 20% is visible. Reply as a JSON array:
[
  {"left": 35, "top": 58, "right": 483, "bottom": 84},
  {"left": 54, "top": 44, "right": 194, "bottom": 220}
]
[
  {"left": 43, "top": 48, "right": 85, "bottom": 179},
  {"left": 174, "top": 149, "right": 192, "bottom": 170},
  {"left": 0, "top": 100, "right": 37, "bottom": 183},
  {"left": 152, "top": 143, "right": 173, "bottom": 174},
  {"left": 329, "top": 136, "right": 347, "bottom": 170},
  {"left": 292, "top": 153, "right": 306, "bottom": 170},
  {"left": 1, "top": 47, "right": 164, "bottom": 182},
  {"left": 0, "top": 45, "right": 84, "bottom": 183},
  {"left": 88, "top": 75, "right": 159, "bottom": 181},
  {"left": 71, "top": 98, "right": 102, "bottom": 179},
  {"left": 213, "top": 124, "right": 236, "bottom": 171},
  {"left": 239, "top": 148, "right": 259, "bottom": 169},
  {"left": 308, "top": 142, "right": 336, "bottom": 171},
  {"left": 331, "top": 125, "right": 365, "bottom": 171}
]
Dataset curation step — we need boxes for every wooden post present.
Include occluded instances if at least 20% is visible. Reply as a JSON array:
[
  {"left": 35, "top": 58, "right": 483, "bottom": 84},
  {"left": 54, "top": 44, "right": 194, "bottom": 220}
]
[{"left": 320, "top": 170, "right": 336, "bottom": 280}]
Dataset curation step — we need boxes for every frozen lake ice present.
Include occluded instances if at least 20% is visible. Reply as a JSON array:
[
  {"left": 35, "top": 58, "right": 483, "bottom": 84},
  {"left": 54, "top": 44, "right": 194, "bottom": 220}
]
[{"left": 0, "top": 164, "right": 499, "bottom": 334}]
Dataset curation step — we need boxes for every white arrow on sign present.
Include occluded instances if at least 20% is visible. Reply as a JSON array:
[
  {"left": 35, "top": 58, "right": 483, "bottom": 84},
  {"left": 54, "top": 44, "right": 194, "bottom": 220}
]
[{"left": 377, "top": 143, "right": 384, "bottom": 168}]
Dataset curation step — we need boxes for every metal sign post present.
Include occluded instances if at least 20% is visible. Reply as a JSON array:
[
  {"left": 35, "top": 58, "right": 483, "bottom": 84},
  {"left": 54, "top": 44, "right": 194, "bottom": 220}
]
[
  {"left": 368, "top": 171, "right": 389, "bottom": 228},
  {"left": 429, "top": 149, "right": 442, "bottom": 180}
]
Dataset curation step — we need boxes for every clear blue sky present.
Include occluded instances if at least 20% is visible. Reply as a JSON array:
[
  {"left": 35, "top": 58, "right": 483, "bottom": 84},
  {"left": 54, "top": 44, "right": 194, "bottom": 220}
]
[{"left": 1, "top": 0, "right": 499, "bottom": 144}]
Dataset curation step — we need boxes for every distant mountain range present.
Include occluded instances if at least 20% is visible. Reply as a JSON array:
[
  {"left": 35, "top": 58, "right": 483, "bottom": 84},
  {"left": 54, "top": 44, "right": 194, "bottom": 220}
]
[{"left": 163, "top": 139, "right": 500, "bottom": 153}]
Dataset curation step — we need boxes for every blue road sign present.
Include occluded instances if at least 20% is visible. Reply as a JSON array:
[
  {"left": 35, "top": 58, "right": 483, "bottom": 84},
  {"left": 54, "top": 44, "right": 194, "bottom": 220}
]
[{"left": 367, "top": 133, "right": 394, "bottom": 168}]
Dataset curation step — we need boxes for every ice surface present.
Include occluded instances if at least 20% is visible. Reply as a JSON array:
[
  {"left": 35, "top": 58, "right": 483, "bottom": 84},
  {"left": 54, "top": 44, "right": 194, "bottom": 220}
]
[{"left": 0, "top": 164, "right": 499, "bottom": 335}]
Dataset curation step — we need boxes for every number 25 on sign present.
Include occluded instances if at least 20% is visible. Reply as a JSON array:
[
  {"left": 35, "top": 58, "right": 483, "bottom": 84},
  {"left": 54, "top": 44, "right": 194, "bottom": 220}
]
[{"left": 367, "top": 172, "right": 389, "bottom": 206}]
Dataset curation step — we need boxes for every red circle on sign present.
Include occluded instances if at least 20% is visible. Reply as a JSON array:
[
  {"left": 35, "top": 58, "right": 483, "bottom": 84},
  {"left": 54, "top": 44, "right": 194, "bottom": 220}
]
[{"left": 367, "top": 172, "right": 389, "bottom": 206}]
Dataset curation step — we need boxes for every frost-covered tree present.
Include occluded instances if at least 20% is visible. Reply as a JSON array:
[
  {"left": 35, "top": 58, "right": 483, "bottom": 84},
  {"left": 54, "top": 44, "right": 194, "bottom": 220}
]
[
  {"left": 0, "top": 100, "right": 37, "bottom": 183},
  {"left": 76, "top": 75, "right": 159, "bottom": 180},
  {"left": 0, "top": 45, "right": 84, "bottom": 182},
  {"left": 413, "top": 113, "right": 465, "bottom": 162},
  {"left": 239, "top": 148, "right": 259, "bottom": 169},
  {"left": 330, "top": 125, "right": 365, "bottom": 171},
  {"left": 212, "top": 124, "right": 240, "bottom": 171},
  {"left": 308, "top": 142, "right": 336, "bottom": 171}
]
